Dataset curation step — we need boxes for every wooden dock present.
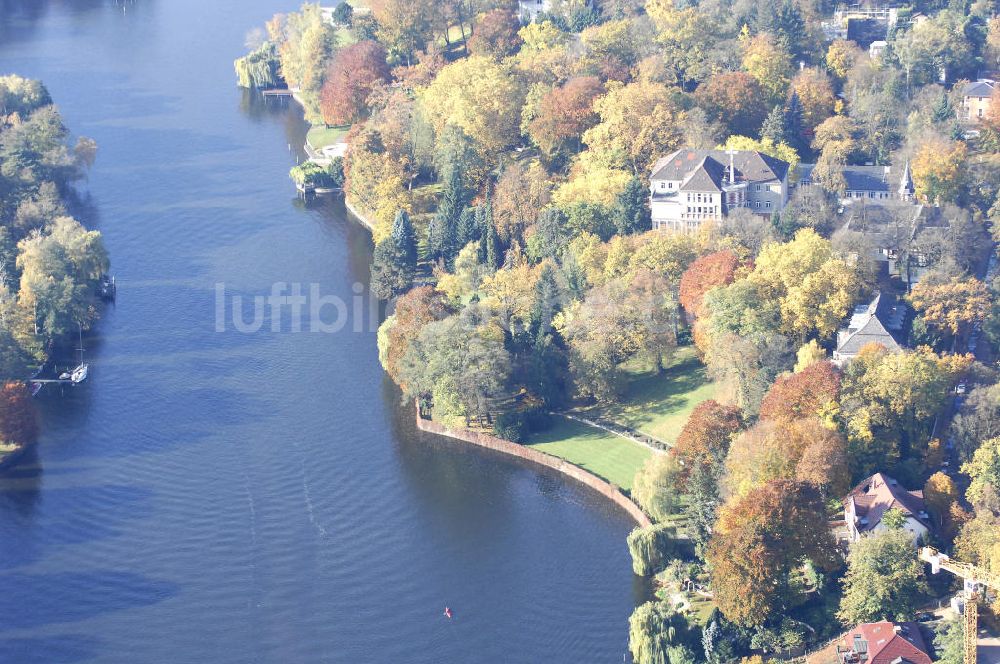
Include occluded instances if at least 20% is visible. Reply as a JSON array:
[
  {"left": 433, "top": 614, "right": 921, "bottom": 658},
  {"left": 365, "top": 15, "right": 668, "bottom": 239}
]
[{"left": 261, "top": 89, "right": 293, "bottom": 97}]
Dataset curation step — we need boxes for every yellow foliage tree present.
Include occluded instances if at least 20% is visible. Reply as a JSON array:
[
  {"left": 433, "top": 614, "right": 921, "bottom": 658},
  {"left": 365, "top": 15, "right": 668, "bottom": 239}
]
[
  {"left": 741, "top": 30, "right": 793, "bottom": 101},
  {"left": 911, "top": 137, "right": 967, "bottom": 205},
  {"left": 418, "top": 56, "right": 524, "bottom": 158},
  {"left": 581, "top": 80, "right": 685, "bottom": 175},
  {"left": 909, "top": 277, "right": 990, "bottom": 337}
]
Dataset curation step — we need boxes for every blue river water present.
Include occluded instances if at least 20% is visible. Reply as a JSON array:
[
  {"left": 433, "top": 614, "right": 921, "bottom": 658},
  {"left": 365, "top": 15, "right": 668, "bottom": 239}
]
[{"left": 0, "top": 1, "right": 643, "bottom": 662}]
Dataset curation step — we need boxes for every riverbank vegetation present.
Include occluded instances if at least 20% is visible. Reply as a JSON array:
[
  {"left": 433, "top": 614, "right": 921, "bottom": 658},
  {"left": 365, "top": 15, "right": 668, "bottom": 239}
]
[
  {"left": 245, "top": 0, "right": 1000, "bottom": 660},
  {"left": 0, "top": 75, "right": 110, "bottom": 462}
]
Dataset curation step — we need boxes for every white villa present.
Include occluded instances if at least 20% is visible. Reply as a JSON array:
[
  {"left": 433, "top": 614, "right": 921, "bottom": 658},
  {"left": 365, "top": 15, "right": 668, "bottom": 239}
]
[{"left": 649, "top": 149, "right": 791, "bottom": 233}]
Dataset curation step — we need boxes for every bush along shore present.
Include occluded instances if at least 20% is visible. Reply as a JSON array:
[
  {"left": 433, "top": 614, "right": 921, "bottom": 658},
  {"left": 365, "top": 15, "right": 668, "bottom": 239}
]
[
  {"left": 239, "top": 2, "right": 1000, "bottom": 661},
  {"left": 0, "top": 75, "right": 112, "bottom": 469}
]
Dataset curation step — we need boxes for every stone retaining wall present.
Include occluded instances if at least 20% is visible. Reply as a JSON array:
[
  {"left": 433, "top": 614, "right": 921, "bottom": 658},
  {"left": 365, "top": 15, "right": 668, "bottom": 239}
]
[{"left": 414, "top": 410, "right": 652, "bottom": 528}]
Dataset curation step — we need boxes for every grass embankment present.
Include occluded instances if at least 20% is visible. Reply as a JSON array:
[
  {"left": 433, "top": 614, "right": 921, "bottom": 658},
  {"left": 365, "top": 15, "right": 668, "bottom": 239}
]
[
  {"left": 576, "top": 346, "right": 718, "bottom": 445},
  {"left": 306, "top": 124, "right": 349, "bottom": 151},
  {"left": 527, "top": 417, "right": 652, "bottom": 490},
  {"left": 526, "top": 346, "right": 718, "bottom": 492}
]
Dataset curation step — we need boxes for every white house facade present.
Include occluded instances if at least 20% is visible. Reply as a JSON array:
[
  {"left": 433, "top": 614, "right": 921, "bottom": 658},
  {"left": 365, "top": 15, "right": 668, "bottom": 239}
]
[{"left": 649, "top": 149, "right": 790, "bottom": 233}]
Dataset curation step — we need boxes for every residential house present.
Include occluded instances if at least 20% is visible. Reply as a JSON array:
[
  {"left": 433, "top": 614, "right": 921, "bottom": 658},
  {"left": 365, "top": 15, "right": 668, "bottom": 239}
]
[
  {"left": 832, "top": 203, "right": 949, "bottom": 287},
  {"left": 961, "top": 79, "right": 996, "bottom": 122},
  {"left": 833, "top": 622, "right": 932, "bottom": 664},
  {"left": 868, "top": 40, "right": 887, "bottom": 59},
  {"left": 844, "top": 473, "right": 932, "bottom": 543},
  {"left": 518, "top": 0, "right": 550, "bottom": 20},
  {"left": 796, "top": 162, "right": 914, "bottom": 206},
  {"left": 649, "top": 149, "right": 790, "bottom": 233},
  {"left": 832, "top": 292, "right": 907, "bottom": 365}
]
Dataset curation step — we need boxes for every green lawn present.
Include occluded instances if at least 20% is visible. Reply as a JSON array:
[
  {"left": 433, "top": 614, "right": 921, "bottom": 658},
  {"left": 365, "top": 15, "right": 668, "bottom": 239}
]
[
  {"left": 576, "top": 346, "right": 718, "bottom": 444},
  {"left": 306, "top": 124, "right": 349, "bottom": 151},
  {"left": 526, "top": 416, "right": 652, "bottom": 491}
]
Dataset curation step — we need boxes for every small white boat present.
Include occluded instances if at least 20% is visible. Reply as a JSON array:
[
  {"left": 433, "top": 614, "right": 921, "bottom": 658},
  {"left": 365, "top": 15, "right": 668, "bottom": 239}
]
[{"left": 70, "top": 363, "right": 88, "bottom": 384}]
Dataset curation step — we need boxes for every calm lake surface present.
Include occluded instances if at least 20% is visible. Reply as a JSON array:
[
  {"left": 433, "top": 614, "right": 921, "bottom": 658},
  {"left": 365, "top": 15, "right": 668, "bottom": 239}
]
[{"left": 0, "top": 1, "right": 642, "bottom": 661}]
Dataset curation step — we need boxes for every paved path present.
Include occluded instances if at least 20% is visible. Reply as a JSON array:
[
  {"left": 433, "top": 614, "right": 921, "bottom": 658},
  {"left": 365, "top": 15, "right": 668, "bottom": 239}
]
[{"left": 556, "top": 412, "right": 670, "bottom": 454}]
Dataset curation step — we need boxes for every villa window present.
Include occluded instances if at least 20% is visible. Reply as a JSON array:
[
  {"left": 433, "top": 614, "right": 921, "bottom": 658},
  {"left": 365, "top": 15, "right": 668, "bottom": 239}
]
[
  {"left": 659, "top": 182, "right": 665, "bottom": 190},
  {"left": 765, "top": 201, "right": 771, "bottom": 208}
]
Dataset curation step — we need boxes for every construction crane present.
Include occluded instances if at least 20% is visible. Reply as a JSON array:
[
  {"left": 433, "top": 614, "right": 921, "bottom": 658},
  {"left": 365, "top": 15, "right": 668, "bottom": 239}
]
[{"left": 920, "top": 547, "right": 1000, "bottom": 664}]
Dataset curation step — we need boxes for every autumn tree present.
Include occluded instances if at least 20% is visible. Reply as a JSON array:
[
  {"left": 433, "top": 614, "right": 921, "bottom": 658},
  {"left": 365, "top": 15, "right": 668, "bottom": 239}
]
[
  {"left": 741, "top": 31, "right": 793, "bottom": 102},
  {"left": 319, "top": 40, "right": 390, "bottom": 126},
  {"left": 707, "top": 480, "right": 837, "bottom": 627},
  {"left": 838, "top": 529, "right": 928, "bottom": 624},
  {"left": 909, "top": 277, "right": 990, "bottom": 338},
  {"left": 468, "top": 9, "right": 522, "bottom": 60},
  {"left": 840, "top": 345, "right": 969, "bottom": 476},
  {"left": 377, "top": 286, "right": 451, "bottom": 386},
  {"left": 493, "top": 163, "right": 551, "bottom": 243},
  {"left": 0, "top": 382, "right": 38, "bottom": 449},
  {"left": 694, "top": 72, "right": 769, "bottom": 138},
  {"left": 750, "top": 228, "right": 860, "bottom": 342},
  {"left": 678, "top": 251, "right": 741, "bottom": 319},
  {"left": 724, "top": 417, "right": 849, "bottom": 499},
  {"left": 759, "top": 361, "right": 840, "bottom": 422},
  {"left": 911, "top": 137, "right": 967, "bottom": 205},
  {"left": 369, "top": 0, "right": 434, "bottom": 65},
  {"left": 418, "top": 55, "right": 524, "bottom": 159},
  {"left": 674, "top": 400, "right": 743, "bottom": 479},
  {"left": 787, "top": 68, "right": 835, "bottom": 135},
  {"left": 527, "top": 76, "right": 603, "bottom": 159},
  {"left": 962, "top": 437, "right": 1000, "bottom": 507},
  {"left": 924, "top": 471, "right": 962, "bottom": 540},
  {"left": 581, "top": 80, "right": 686, "bottom": 176},
  {"left": 826, "top": 39, "right": 861, "bottom": 80},
  {"left": 557, "top": 269, "right": 678, "bottom": 399}
]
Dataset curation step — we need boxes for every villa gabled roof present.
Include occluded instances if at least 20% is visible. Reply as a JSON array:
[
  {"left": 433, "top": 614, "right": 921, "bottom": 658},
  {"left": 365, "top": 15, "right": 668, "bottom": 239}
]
[
  {"left": 835, "top": 292, "right": 905, "bottom": 357},
  {"left": 650, "top": 149, "right": 789, "bottom": 188},
  {"left": 845, "top": 473, "right": 931, "bottom": 534},
  {"left": 964, "top": 79, "right": 996, "bottom": 98}
]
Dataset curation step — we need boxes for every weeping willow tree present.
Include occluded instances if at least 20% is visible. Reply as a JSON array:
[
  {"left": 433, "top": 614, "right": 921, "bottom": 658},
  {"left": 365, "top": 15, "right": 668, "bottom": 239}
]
[
  {"left": 627, "top": 523, "right": 677, "bottom": 576},
  {"left": 628, "top": 601, "right": 696, "bottom": 664},
  {"left": 234, "top": 42, "right": 280, "bottom": 89}
]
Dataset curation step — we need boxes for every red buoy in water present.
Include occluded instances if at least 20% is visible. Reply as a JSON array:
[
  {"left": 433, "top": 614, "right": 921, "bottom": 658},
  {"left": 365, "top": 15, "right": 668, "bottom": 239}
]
[{"left": 444, "top": 607, "right": 453, "bottom": 619}]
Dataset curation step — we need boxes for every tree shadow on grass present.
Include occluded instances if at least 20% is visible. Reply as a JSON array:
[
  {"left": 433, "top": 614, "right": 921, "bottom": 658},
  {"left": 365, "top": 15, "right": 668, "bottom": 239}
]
[{"left": 577, "top": 353, "right": 712, "bottom": 432}]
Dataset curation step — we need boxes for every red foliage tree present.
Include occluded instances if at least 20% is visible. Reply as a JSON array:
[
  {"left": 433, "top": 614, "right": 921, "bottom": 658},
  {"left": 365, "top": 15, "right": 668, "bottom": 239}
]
[
  {"left": 383, "top": 286, "right": 451, "bottom": 387},
  {"left": 468, "top": 9, "right": 523, "bottom": 60},
  {"left": 528, "top": 76, "right": 604, "bottom": 157},
  {"left": 672, "top": 399, "right": 743, "bottom": 481},
  {"left": 319, "top": 40, "right": 391, "bottom": 126},
  {"left": 758, "top": 361, "right": 841, "bottom": 422},
  {"left": 693, "top": 72, "right": 770, "bottom": 137},
  {"left": 707, "top": 479, "right": 838, "bottom": 626},
  {"left": 677, "top": 250, "right": 740, "bottom": 318},
  {"left": 0, "top": 382, "right": 38, "bottom": 449}
]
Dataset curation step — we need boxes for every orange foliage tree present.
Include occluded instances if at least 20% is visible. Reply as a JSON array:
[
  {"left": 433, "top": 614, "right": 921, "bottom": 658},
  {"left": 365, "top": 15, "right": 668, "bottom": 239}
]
[
  {"left": 707, "top": 479, "right": 838, "bottom": 627},
  {"left": 319, "top": 40, "right": 390, "bottom": 126},
  {"left": 672, "top": 399, "right": 744, "bottom": 482},
  {"left": 758, "top": 361, "right": 841, "bottom": 422},
  {"left": 381, "top": 287, "right": 451, "bottom": 387},
  {"left": 528, "top": 76, "right": 604, "bottom": 158},
  {"left": 677, "top": 250, "right": 741, "bottom": 318}
]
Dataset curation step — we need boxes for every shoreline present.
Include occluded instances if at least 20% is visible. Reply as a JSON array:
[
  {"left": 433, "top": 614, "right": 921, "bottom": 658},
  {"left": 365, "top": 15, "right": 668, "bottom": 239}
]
[
  {"left": 414, "top": 406, "right": 652, "bottom": 528},
  {"left": 284, "top": 94, "right": 651, "bottom": 529}
]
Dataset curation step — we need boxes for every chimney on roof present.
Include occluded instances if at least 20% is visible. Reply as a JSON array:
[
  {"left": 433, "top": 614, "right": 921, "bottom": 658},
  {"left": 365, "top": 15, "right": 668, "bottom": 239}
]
[{"left": 725, "top": 149, "right": 737, "bottom": 185}]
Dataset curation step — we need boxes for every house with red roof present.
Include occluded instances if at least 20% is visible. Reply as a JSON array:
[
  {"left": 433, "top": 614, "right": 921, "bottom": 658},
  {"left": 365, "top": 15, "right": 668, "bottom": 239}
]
[
  {"left": 844, "top": 473, "right": 933, "bottom": 543},
  {"left": 835, "top": 622, "right": 933, "bottom": 664}
]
